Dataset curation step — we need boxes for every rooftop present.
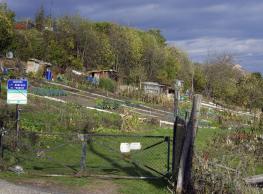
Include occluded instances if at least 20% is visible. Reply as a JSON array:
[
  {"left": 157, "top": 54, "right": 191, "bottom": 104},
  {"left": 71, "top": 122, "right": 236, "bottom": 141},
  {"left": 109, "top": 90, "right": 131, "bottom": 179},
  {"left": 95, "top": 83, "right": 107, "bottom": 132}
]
[{"left": 142, "top": 82, "right": 165, "bottom": 87}]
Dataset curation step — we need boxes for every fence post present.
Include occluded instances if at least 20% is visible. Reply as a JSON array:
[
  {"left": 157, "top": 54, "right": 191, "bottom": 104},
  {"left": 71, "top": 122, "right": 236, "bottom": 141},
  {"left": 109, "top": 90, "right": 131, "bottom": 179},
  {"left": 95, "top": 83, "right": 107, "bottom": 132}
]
[
  {"left": 0, "top": 133, "right": 3, "bottom": 159},
  {"left": 167, "top": 136, "right": 171, "bottom": 174},
  {"left": 174, "top": 84, "right": 180, "bottom": 118},
  {"left": 0, "top": 76, "right": 2, "bottom": 97},
  {"left": 0, "top": 121, "right": 3, "bottom": 159},
  {"left": 171, "top": 116, "right": 178, "bottom": 180},
  {"left": 15, "top": 104, "right": 20, "bottom": 145},
  {"left": 80, "top": 133, "right": 87, "bottom": 172},
  {"left": 176, "top": 94, "right": 202, "bottom": 193}
]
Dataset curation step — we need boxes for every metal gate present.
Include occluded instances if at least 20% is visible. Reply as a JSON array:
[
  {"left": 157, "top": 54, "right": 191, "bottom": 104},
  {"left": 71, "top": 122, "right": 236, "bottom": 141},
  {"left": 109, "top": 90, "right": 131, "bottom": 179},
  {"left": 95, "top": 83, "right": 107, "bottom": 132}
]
[
  {"left": 6, "top": 131, "right": 171, "bottom": 179},
  {"left": 84, "top": 134, "right": 170, "bottom": 178}
]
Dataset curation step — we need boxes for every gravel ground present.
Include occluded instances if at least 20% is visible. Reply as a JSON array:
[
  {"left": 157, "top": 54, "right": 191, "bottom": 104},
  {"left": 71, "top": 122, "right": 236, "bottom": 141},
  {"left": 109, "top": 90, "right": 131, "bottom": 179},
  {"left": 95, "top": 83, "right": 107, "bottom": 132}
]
[
  {"left": 0, "top": 180, "right": 53, "bottom": 194},
  {"left": 0, "top": 179, "right": 119, "bottom": 194}
]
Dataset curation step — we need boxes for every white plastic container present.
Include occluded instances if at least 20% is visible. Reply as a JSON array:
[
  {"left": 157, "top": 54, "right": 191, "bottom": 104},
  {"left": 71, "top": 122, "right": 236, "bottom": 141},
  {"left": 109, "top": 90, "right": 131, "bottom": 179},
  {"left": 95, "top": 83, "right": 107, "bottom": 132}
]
[{"left": 120, "top": 143, "right": 130, "bottom": 153}]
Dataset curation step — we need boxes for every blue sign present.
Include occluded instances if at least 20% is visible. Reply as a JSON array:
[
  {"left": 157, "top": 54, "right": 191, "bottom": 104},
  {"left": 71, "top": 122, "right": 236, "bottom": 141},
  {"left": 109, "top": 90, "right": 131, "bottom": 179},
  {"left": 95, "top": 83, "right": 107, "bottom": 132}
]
[
  {"left": 7, "top": 79, "right": 28, "bottom": 104},
  {"left": 7, "top": 79, "right": 28, "bottom": 90}
]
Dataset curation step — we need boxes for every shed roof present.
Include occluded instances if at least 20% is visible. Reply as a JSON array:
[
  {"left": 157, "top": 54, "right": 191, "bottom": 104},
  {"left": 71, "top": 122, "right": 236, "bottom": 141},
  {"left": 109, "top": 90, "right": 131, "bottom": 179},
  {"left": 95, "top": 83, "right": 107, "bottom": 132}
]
[
  {"left": 87, "top": 69, "right": 117, "bottom": 74},
  {"left": 28, "top": 58, "right": 52, "bottom": 66},
  {"left": 142, "top": 82, "right": 165, "bottom": 87}
]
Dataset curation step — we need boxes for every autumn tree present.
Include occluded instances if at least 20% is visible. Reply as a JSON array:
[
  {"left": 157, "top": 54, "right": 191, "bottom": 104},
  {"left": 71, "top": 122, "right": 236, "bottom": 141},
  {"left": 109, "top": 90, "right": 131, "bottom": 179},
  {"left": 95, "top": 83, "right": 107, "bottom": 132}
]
[
  {"left": 203, "top": 54, "right": 240, "bottom": 102},
  {"left": 0, "top": 3, "right": 14, "bottom": 53},
  {"left": 35, "top": 5, "right": 45, "bottom": 31},
  {"left": 235, "top": 72, "right": 263, "bottom": 109}
]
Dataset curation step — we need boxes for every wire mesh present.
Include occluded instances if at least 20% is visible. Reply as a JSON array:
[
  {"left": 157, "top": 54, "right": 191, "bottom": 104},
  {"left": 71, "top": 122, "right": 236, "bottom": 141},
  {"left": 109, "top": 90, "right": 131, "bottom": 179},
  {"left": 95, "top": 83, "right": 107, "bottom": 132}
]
[{"left": 5, "top": 131, "right": 170, "bottom": 178}]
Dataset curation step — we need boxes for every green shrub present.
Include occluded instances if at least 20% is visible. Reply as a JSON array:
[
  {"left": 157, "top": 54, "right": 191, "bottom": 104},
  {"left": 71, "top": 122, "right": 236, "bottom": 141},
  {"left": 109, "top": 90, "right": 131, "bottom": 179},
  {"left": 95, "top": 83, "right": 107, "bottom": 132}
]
[
  {"left": 30, "top": 87, "right": 67, "bottom": 97},
  {"left": 98, "top": 78, "right": 116, "bottom": 93},
  {"left": 95, "top": 99, "right": 120, "bottom": 110}
]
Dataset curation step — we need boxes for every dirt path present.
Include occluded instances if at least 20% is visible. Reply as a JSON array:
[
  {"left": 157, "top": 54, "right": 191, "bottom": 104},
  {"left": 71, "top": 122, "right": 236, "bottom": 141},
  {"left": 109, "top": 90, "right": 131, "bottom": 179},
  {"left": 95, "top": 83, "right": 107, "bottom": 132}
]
[
  {"left": 0, "top": 179, "right": 51, "bottom": 194},
  {"left": 0, "top": 179, "right": 119, "bottom": 194}
]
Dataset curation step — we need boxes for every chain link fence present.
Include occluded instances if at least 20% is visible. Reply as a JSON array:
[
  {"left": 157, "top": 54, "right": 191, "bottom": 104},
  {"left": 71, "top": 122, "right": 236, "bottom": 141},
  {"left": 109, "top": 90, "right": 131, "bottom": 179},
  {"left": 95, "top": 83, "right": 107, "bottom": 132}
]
[{"left": 2, "top": 131, "right": 171, "bottom": 179}]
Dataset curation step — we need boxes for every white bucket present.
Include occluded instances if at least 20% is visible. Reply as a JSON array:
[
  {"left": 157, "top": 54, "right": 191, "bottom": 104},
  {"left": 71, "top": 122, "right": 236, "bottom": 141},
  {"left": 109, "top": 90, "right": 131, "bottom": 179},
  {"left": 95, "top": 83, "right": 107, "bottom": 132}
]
[
  {"left": 130, "top": 142, "right": 141, "bottom": 150},
  {"left": 120, "top": 143, "right": 130, "bottom": 153}
]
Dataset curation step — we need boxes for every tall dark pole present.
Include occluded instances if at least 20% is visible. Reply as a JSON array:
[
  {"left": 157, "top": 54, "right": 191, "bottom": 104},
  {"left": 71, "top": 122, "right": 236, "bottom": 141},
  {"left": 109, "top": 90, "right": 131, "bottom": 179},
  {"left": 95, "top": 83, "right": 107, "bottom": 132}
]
[
  {"left": 171, "top": 116, "right": 178, "bottom": 180},
  {"left": 16, "top": 104, "right": 20, "bottom": 143},
  {"left": 176, "top": 94, "right": 202, "bottom": 193},
  {"left": 0, "top": 121, "right": 3, "bottom": 159},
  {"left": 80, "top": 129, "right": 88, "bottom": 172},
  {"left": 174, "top": 82, "right": 180, "bottom": 119},
  {"left": 0, "top": 76, "right": 2, "bottom": 97},
  {"left": 191, "top": 72, "right": 194, "bottom": 99}
]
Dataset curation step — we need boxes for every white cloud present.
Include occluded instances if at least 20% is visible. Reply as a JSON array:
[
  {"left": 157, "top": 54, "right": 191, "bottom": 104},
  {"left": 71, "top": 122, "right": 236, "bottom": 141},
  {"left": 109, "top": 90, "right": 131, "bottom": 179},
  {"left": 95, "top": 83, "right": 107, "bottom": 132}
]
[
  {"left": 168, "top": 37, "right": 263, "bottom": 72},
  {"left": 168, "top": 38, "right": 263, "bottom": 57}
]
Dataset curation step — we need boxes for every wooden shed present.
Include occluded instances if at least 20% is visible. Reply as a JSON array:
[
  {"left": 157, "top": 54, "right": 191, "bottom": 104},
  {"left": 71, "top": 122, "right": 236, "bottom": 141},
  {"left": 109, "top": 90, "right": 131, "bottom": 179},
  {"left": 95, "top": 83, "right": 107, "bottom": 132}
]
[
  {"left": 26, "top": 59, "right": 52, "bottom": 74},
  {"left": 87, "top": 69, "right": 118, "bottom": 81}
]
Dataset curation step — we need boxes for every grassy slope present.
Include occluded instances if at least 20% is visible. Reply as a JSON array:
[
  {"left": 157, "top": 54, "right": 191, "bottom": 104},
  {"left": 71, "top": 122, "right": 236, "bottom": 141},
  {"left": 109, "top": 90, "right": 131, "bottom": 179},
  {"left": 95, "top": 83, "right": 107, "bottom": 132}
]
[
  {"left": 0, "top": 91, "right": 262, "bottom": 193},
  {"left": 0, "top": 95, "right": 172, "bottom": 193}
]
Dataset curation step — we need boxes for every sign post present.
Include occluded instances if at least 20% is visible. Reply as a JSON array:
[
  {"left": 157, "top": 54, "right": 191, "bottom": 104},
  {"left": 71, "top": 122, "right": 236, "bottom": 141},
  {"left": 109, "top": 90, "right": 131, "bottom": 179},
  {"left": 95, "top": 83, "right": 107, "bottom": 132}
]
[
  {"left": 7, "top": 79, "right": 28, "bottom": 143},
  {"left": 7, "top": 79, "right": 28, "bottom": 105},
  {"left": 174, "top": 80, "right": 183, "bottom": 118}
]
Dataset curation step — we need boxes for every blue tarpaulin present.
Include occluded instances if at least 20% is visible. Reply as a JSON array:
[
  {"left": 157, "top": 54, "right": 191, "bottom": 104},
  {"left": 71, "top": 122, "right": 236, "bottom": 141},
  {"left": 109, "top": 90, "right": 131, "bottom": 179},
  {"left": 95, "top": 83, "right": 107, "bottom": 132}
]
[
  {"left": 86, "top": 75, "right": 99, "bottom": 85},
  {"left": 45, "top": 69, "right": 52, "bottom": 81}
]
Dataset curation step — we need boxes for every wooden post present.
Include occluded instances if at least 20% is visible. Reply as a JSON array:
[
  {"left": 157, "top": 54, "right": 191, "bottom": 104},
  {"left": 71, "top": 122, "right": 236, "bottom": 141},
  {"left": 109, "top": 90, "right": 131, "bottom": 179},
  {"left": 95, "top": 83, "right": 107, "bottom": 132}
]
[
  {"left": 0, "top": 76, "right": 2, "bottom": 97},
  {"left": 171, "top": 116, "right": 187, "bottom": 182},
  {"left": 171, "top": 117, "right": 178, "bottom": 180},
  {"left": 176, "top": 94, "right": 202, "bottom": 193},
  {"left": 80, "top": 134, "right": 88, "bottom": 172},
  {"left": 15, "top": 104, "right": 20, "bottom": 144},
  {"left": 174, "top": 83, "right": 180, "bottom": 118},
  {"left": 0, "top": 121, "right": 3, "bottom": 159}
]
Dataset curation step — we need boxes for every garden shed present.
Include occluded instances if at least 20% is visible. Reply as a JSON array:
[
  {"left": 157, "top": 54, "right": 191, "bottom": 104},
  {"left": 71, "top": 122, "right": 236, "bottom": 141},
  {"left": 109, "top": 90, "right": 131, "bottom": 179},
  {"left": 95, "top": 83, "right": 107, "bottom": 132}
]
[
  {"left": 26, "top": 59, "right": 52, "bottom": 74},
  {"left": 141, "top": 82, "right": 166, "bottom": 95},
  {"left": 87, "top": 69, "right": 118, "bottom": 81}
]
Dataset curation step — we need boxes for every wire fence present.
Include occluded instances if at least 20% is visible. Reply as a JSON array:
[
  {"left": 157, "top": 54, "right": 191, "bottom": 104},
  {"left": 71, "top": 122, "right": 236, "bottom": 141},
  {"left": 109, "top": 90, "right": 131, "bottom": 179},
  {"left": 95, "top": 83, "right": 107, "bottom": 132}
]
[{"left": 3, "top": 131, "right": 171, "bottom": 178}]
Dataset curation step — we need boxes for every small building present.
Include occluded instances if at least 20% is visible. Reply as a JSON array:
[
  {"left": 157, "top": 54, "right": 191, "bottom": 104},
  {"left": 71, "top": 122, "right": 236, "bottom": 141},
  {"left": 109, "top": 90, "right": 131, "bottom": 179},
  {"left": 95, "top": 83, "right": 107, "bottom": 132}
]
[
  {"left": 141, "top": 82, "right": 175, "bottom": 98},
  {"left": 26, "top": 58, "right": 52, "bottom": 74},
  {"left": 141, "top": 82, "right": 166, "bottom": 95},
  {"left": 87, "top": 69, "right": 118, "bottom": 81},
  {"left": 15, "top": 20, "right": 35, "bottom": 30}
]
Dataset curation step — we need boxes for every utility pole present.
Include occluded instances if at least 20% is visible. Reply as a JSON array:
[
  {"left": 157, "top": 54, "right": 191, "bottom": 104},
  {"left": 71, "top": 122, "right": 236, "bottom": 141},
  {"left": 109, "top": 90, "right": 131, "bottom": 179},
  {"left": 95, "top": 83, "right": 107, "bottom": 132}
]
[
  {"left": 191, "top": 71, "right": 194, "bottom": 99},
  {"left": 174, "top": 80, "right": 182, "bottom": 118},
  {"left": 174, "top": 89, "right": 179, "bottom": 118}
]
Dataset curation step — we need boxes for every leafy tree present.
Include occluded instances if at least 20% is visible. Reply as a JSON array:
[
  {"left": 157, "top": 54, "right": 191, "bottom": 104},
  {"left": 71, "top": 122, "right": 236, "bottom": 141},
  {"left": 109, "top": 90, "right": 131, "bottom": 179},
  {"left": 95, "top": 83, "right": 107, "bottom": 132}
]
[
  {"left": 0, "top": 3, "right": 15, "bottom": 22},
  {"left": 0, "top": 4, "right": 14, "bottom": 53},
  {"left": 35, "top": 5, "right": 45, "bottom": 31},
  {"left": 157, "top": 47, "right": 180, "bottom": 85},
  {"left": 46, "top": 40, "right": 68, "bottom": 67},
  {"left": 141, "top": 33, "right": 165, "bottom": 81},
  {"left": 12, "top": 29, "right": 45, "bottom": 60},
  {"left": 235, "top": 73, "right": 263, "bottom": 109},
  {"left": 176, "top": 50, "right": 193, "bottom": 90},
  {"left": 193, "top": 64, "right": 206, "bottom": 93},
  {"left": 147, "top": 29, "right": 166, "bottom": 46},
  {"left": 203, "top": 54, "right": 240, "bottom": 102},
  {"left": 0, "top": 14, "right": 13, "bottom": 52}
]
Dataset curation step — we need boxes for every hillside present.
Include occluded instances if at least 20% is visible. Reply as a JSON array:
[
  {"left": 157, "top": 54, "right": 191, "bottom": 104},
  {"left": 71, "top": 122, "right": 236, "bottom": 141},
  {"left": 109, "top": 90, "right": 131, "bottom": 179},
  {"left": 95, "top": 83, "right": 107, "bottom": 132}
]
[{"left": 1, "top": 2, "right": 263, "bottom": 110}]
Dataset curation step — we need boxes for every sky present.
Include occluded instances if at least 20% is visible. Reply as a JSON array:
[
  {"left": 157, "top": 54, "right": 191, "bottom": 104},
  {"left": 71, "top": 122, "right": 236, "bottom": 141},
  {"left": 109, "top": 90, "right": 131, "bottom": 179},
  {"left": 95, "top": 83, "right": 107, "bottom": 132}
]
[{"left": 2, "top": 0, "right": 263, "bottom": 73}]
